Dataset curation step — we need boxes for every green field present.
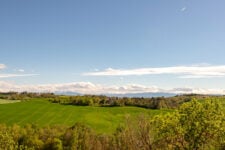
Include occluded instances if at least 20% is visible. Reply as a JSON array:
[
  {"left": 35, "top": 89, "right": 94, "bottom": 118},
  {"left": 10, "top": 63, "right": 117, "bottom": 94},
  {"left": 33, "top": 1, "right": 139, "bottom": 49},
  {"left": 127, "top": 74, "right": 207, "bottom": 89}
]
[
  {"left": 0, "top": 99, "right": 20, "bottom": 104},
  {"left": 0, "top": 99, "right": 171, "bottom": 133}
]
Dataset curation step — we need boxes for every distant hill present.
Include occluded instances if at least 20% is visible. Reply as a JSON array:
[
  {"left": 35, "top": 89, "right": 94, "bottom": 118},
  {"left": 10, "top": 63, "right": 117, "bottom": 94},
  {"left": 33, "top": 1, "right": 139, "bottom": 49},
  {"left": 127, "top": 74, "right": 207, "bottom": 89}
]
[
  {"left": 55, "top": 91, "right": 81, "bottom": 96},
  {"left": 105, "top": 92, "right": 176, "bottom": 98},
  {"left": 55, "top": 92, "right": 176, "bottom": 98}
]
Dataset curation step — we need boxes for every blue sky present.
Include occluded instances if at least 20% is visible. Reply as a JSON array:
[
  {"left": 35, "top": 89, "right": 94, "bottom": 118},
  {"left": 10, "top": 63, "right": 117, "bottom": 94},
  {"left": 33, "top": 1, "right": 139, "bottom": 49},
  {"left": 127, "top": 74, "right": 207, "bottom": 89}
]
[{"left": 1, "top": 0, "right": 225, "bottom": 94}]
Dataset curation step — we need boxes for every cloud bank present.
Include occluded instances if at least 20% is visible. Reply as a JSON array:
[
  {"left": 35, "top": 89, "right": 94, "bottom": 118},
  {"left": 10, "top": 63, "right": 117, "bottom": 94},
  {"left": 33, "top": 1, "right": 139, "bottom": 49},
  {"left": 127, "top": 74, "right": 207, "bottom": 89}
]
[
  {"left": 0, "top": 81, "right": 225, "bottom": 95},
  {"left": 84, "top": 65, "right": 225, "bottom": 78}
]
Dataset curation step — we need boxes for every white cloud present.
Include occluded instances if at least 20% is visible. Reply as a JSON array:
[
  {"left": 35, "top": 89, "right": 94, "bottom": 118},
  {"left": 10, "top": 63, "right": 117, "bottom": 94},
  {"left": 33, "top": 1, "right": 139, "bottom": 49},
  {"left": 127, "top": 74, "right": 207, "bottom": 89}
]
[
  {"left": 0, "top": 64, "right": 37, "bottom": 78},
  {"left": 179, "top": 75, "right": 224, "bottom": 79},
  {"left": 84, "top": 65, "right": 225, "bottom": 79},
  {"left": 169, "top": 87, "right": 225, "bottom": 95},
  {"left": 0, "top": 81, "right": 225, "bottom": 95},
  {"left": 1, "top": 82, "right": 157, "bottom": 94},
  {"left": 14, "top": 69, "right": 25, "bottom": 72},
  {"left": 0, "top": 74, "right": 39, "bottom": 78},
  {"left": 181, "top": 7, "right": 187, "bottom": 12},
  {"left": 0, "top": 64, "right": 6, "bottom": 70},
  {"left": 17, "top": 69, "right": 25, "bottom": 72}
]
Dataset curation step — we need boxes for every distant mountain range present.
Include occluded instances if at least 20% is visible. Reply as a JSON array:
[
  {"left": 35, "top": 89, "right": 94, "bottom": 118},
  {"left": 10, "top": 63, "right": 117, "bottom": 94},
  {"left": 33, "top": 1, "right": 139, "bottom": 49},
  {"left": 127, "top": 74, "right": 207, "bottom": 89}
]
[
  {"left": 55, "top": 92, "right": 176, "bottom": 98},
  {"left": 106, "top": 92, "right": 176, "bottom": 98}
]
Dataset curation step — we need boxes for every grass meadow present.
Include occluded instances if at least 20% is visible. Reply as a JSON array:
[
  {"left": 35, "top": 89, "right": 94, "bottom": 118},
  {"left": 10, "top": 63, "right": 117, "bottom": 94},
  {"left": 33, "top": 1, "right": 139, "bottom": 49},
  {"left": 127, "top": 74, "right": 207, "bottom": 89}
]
[{"left": 0, "top": 99, "right": 171, "bottom": 133}]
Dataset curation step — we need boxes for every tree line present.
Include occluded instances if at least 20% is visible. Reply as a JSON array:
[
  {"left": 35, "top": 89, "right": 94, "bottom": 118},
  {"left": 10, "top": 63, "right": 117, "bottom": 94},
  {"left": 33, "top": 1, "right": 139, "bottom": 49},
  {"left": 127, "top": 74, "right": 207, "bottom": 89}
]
[
  {"left": 49, "top": 94, "right": 213, "bottom": 109},
  {"left": 1, "top": 92, "right": 220, "bottom": 109}
]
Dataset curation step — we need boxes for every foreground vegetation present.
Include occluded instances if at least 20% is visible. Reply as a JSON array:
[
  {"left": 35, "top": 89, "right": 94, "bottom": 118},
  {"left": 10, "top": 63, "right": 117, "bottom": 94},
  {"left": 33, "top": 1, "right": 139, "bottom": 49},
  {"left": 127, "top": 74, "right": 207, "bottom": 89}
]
[
  {"left": 0, "top": 99, "right": 225, "bottom": 149},
  {"left": 1, "top": 92, "right": 225, "bottom": 149}
]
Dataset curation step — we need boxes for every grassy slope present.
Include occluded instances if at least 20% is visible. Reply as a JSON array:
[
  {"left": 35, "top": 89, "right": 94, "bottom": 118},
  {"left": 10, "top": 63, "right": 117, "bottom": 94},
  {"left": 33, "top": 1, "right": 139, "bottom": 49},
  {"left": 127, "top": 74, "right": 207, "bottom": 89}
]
[{"left": 0, "top": 99, "right": 171, "bottom": 133}]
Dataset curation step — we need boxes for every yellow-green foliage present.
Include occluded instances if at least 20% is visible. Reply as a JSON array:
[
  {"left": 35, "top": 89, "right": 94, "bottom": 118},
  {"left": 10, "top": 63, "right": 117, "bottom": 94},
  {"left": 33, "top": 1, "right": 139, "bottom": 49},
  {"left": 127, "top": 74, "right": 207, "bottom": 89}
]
[{"left": 153, "top": 99, "right": 225, "bottom": 150}]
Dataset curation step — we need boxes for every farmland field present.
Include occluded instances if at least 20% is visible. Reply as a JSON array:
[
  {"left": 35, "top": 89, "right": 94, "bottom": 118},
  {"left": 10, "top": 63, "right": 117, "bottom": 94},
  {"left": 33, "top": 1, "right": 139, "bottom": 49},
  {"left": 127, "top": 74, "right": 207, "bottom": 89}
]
[{"left": 0, "top": 99, "right": 171, "bottom": 133}]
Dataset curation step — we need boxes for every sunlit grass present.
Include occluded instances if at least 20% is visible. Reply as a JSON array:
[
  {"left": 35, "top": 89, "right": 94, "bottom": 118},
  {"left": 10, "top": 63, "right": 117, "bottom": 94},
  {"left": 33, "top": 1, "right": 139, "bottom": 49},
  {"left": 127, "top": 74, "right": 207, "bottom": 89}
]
[
  {"left": 0, "top": 99, "right": 171, "bottom": 133},
  {"left": 0, "top": 99, "right": 20, "bottom": 104}
]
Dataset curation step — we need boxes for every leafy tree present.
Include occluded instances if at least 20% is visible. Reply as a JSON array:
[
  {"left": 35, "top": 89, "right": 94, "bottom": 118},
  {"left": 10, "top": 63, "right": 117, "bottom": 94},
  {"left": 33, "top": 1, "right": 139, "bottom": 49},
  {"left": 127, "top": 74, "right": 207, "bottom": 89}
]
[
  {"left": 0, "top": 125, "right": 16, "bottom": 149},
  {"left": 153, "top": 99, "right": 225, "bottom": 150}
]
